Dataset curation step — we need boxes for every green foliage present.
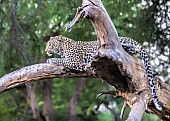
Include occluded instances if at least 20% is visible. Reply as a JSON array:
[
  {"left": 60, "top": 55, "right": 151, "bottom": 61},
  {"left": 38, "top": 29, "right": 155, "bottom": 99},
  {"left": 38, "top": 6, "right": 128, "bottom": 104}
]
[
  {"left": 142, "top": 112, "right": 162, "bottom": 121},
  {"left": 97, "top": 111, "right": 113, "bottom": 121},
  {"left": 0, "top": 0, "right": 168, "bottom": 120}
]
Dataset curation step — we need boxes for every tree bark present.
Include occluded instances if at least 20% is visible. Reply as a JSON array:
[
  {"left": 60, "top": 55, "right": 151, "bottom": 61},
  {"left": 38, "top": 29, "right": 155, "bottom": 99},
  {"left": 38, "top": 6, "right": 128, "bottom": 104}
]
[
  {"left": 0, "top": 59, "right": 169, "bottom": 120},
  {"left": 68, "top": 78, "right": 86, "bottom": 121},
  {"left": 0, "top": 0, "right": 170, "bottom": 120},
  {"left": 0, "top": 63, "right": 90, "bottom": 93},
  {"left": 66, "top": 0, "right": 170, "bottom": 120}
]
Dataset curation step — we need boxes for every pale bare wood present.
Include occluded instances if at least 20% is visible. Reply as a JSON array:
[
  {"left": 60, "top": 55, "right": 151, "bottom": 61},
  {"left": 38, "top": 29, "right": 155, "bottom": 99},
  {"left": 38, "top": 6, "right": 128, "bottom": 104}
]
[{"left": 0, "top": 63, "right": 90, "bottom": 93}]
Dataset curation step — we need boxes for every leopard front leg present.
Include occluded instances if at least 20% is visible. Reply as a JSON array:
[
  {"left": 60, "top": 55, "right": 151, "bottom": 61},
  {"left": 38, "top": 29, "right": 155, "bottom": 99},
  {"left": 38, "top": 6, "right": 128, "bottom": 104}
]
[
  {"left": 46, "top": 58, "right": 66, "bottom": 66},
  {"left": 46, "top": 58, "right": 85, "bottom": 71}
]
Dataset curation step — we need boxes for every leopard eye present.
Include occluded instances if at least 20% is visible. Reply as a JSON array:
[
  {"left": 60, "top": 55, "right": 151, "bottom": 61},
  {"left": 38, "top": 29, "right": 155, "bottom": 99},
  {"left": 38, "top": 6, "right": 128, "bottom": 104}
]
[{"left": 48, "top": 42, "right": 51, "bottom": 46}]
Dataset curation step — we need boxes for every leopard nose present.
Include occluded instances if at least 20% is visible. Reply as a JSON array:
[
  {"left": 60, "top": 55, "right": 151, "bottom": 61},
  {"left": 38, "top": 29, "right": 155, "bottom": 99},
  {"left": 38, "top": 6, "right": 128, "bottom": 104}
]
[{"left": 45, "top": 49, "right": 48, "bottom": 53}]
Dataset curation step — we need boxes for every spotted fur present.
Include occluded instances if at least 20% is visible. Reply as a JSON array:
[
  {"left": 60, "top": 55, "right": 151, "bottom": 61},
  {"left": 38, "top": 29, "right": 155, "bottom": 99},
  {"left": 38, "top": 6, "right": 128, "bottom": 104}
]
[
  {"left": 45, "top": 35, "right": 162, "bottom": 111},
  {"left": 45, "top": 35, "right": 98, "bottom": 71}
]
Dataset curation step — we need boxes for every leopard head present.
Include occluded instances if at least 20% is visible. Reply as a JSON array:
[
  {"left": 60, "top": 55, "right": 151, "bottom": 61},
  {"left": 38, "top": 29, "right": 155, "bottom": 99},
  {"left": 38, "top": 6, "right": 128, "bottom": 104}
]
[{"left": 45, "top": 35, "right": 64, "bottom": 56}]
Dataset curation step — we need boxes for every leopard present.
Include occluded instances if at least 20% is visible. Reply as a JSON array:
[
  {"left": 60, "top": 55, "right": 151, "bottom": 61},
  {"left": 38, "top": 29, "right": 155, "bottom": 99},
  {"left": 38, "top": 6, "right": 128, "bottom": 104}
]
[
  {"left": 45, "top": 35, "right": 98, "bottom": 71},
  {"left": 45, "top": 35, "right": 162, "bottom": 111}
]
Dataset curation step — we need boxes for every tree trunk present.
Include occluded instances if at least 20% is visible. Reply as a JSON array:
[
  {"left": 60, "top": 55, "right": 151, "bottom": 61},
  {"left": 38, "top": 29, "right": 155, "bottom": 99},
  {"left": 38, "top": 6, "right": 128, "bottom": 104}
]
[
  {"left": 68, "top": 78, "right": 86, "bottom": 121},
  {"left": 26, "top": 83, "right": 44, "bottom": 121},
  {"left": 0, "top": 0, "right": 170, "bottom": 120},
  {"left": 43, "top": 79, "right": 53, "bottom": 121},
  {"left": 66, "top": 0, "right": 169, "bottom": 120}
]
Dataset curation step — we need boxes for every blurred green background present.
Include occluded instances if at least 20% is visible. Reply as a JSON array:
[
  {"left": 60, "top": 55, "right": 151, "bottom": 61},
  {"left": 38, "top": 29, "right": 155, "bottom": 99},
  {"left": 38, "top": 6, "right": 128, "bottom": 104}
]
[{"left": 0, "top": 0, "right": 169, "bottom": 121}]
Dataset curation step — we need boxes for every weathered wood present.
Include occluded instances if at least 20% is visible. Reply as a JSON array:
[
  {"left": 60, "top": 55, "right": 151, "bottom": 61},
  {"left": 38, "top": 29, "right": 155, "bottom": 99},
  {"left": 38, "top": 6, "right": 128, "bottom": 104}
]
[
  {"left": 0, "top": 0, "right": 170, "bottom": 120},
  {"left": 0, "top": 63, "right": 90, "bottom": 93},
  {"left": 66, "top": 0, "right": 170, "bottom": 120},
  {"left": 0, "top": 48, "right": 169, "bottom": 120}
]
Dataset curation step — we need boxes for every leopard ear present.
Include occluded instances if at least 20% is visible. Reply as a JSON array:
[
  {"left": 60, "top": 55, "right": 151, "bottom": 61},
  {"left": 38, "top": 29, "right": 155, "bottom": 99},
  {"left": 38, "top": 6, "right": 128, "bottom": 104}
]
[
  {"left": 50, "top": 37, "right": 54, "bottom": 40},
  {"left": 57, "top": 35, "right": 63, "bottom": 42}
]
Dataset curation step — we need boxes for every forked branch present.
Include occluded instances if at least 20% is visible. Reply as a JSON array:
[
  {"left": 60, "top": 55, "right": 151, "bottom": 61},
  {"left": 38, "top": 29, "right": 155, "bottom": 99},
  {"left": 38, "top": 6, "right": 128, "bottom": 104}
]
[
  {"left": 66, "top": 0, "right": 170, "bottom": 120},
  {"left": 0, "top": 0, "right": 170, "bottom": 120}
]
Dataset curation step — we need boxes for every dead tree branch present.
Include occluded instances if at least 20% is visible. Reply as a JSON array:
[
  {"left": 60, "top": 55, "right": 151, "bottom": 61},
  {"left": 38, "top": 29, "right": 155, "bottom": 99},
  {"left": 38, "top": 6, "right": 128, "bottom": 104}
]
[
  {"left": 0, "top": 0, "right": 170, "bottom": 120},
  {"left": 0, "top": 64, "right": 91, "bottom": 93},
  {"left": 66, "top": 0, "right": 170, "bottom": 120}
]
